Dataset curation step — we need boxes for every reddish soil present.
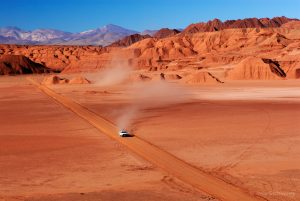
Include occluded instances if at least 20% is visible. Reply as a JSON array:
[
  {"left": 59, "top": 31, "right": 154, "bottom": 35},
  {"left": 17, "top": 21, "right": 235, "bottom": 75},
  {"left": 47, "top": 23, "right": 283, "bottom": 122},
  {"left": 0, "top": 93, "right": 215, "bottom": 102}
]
[
  {"left": 49, "top": 76, "right": 300, "bottom": 201},
  {"left": 0, "top": 76, "right": 217, "bottom": 201}
]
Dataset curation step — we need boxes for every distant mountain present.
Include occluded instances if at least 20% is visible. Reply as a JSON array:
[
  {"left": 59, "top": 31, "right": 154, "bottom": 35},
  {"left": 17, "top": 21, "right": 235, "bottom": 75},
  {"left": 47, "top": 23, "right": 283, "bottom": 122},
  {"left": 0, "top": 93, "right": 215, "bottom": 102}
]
[
  {"left": 0, "top": 26, "right": 72, "bottom": 44},
  {"left": 183, "top": 16, "right": 298, "bottom": 34},
  {"left": 1, "top": 16, "right": 297, "bottom": 46},
  {"left": 60, "top": 24, "right": 138, "bottom": 46},
  {"left": 0, "top": 24, "right": 138, "bottom": 46}
]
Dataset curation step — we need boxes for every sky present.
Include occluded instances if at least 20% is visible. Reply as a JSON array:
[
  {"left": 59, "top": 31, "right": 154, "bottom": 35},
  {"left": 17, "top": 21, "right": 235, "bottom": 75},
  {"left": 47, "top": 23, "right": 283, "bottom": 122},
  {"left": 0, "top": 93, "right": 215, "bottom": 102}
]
[{"left": 1, "top": 0, "right": 300, "bottom": 32}]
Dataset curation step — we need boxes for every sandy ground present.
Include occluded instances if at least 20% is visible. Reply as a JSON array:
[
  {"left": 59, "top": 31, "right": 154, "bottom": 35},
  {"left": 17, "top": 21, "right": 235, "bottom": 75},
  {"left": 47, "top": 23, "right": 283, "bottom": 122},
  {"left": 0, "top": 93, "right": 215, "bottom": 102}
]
[
  {"left": 0, "top": 76, "right": 214, "bottom": 201},
  {"left": 48, "top": 77, "right": 300, "bottom": 201}
]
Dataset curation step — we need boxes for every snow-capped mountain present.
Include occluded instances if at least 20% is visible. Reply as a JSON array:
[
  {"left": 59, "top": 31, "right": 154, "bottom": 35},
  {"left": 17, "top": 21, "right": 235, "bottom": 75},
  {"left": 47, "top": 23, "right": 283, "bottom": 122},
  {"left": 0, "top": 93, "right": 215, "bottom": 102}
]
[
  {"left": 28, "top": 29, "right": 72, "bottom": 42},
  {"left": 99, "top": 24, "right": 138, "bottom": 35},
  {"left": 0, "top": 26, "right": 72, "bottom": 43},
  {"left": 0, "top": 24, "right": 138, "bottom": 46},
  {"left": 0, "top": 27, "right": 22, "bottom": 38},
  {"left": 62, "top": 24, "right": 138, "bottom": 46}
]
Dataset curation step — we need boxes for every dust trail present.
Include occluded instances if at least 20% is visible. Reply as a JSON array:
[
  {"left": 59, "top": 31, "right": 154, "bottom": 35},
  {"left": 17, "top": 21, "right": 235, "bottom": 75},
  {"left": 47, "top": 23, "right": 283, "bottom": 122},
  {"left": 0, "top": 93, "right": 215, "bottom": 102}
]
[
  {"left": 87, "top": 56, "right": 132, "bottom": 86},
  {"left": 116, "top": 106, "right": 139, "bottom": 130},
  {"left": 83, "top": 56, "right": 191, "bottom": 131},
  {"left": 116, "top": 81, "right": 191, "bottom": 130}
]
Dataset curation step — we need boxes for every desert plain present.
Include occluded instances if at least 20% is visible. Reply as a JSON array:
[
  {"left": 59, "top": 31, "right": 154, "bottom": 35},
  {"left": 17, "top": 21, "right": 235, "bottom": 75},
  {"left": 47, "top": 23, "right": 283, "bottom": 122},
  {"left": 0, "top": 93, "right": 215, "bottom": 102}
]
[
  {"left": 1, "top": 17, "right": 300, "bottom": 201},
  {"left": 1, "top": 74, "right": 299, "bottom": 201}
]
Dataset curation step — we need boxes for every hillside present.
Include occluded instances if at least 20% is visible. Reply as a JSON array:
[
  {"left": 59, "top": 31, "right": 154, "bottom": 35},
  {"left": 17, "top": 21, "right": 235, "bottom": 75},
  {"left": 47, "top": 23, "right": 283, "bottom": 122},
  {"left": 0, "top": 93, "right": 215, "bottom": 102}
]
[
  {"left": 0, "top": 55, "right": 51, "bottom": 75},
  {"left": 183, "top": 16, "right": 297, "bottom": 33},
  {"left": 0, "top": 17, "right": 300, "bottom": 83}
]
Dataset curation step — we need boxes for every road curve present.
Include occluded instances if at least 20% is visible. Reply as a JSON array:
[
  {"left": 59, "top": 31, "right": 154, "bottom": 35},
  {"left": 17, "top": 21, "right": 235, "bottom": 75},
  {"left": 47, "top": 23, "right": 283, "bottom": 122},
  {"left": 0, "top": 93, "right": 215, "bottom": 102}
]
[{"left": 27, "top": 77, "right": 267, "bottom": 201}]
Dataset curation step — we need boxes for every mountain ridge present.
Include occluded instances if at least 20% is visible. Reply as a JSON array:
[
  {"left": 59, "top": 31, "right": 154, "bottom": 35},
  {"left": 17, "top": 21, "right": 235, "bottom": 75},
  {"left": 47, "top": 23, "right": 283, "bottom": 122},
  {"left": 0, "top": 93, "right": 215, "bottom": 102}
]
[
  {"left": 0, "top": 24, "right": 139, "bottom": 46},
  {"left": 0, "top": 16, "right": 298, "bottom": 46},
  {"left": 183, "top": 16, "right": 298, "bottom": 33}
]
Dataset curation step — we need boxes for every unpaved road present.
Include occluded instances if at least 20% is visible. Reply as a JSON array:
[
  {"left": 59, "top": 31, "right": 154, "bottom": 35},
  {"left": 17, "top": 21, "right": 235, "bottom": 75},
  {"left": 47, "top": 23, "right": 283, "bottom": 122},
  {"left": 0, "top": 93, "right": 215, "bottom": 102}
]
[{"left": 27, "top": 78, "right": 266, "bottom": 201}]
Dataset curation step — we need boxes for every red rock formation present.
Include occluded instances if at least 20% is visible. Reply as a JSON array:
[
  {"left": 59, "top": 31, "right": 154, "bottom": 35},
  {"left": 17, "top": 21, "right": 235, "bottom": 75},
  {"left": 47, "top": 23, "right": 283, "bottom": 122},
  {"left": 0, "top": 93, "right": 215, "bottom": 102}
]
[
  {"left": 281, "top": 20, "right": 300, "bottom": 29},
  {"left": 0, "top": 55, "right": 51, "bottom": 75},
  {"left": 42, "top": 75, "right": 69, "bottom": 84},
  {"left": 42, "top": 75, "right": 91, "bottom": 84},
  {"left": 183, "top": 17, "right": 297, "bottom": 34},
  {"left": 0, "top": 17, "right": 300, "bottom": 82},
  {"left": 183, "top": 72, "right": 221, "bottom": 84},
  {"left": 296, "top": 68, "right": 300, "bottom": 78},
  {"left": 226, "top": 57, "right": 286, "bottom": 80},
  {"left": 108, "top": 34, "right": 151, "bottom": 47},
  {"left": 153, "top": 28, "right": 181, "bottom": 39},
  {"left": 161, "top": 73, "right": 182, "bottom": 80},
  {"left": 0, "top": 44, "right": 108, "bottom": 71}
]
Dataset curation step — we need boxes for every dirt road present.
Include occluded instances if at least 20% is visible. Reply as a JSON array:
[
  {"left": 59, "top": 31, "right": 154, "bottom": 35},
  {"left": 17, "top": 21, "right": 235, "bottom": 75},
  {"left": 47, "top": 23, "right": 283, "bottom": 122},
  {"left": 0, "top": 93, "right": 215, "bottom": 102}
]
[{"left": 27, "top": 78, "right": 266, "bottom": 201}]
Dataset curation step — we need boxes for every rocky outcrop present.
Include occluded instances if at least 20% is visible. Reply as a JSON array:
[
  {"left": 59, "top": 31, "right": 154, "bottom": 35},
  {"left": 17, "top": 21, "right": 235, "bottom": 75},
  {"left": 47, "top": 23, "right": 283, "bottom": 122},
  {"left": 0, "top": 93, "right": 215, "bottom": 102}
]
[
  {"left": 226, "top": 57, "right": 286, "bottom": 80},
  {"left": 153, "top": 28, "right": 181, "bottom": 39},
  {"left": 0, "top": 55, "right": 51, "bottom": 75},
  {"left": 296, "top": 68, "right": 300, "bottom": 78},
  {"left": 183, "top": 71, "right": 223, "bottom": 84},
  {"left": 0, "top": 45, "right": 108, "bottom": 71},
  {"left": 159, "top": 73, "right": 182, "bottom": 80},
  {"left": 42, "top": 75, "right": 69, "bottom": 84},
  {"left": 183, "top": 17, "right": 297, "bottom": 34},
  {"left": 281, "top": 20, "right": 300, "bottom": 29},
  {"left": 262, "top": 58, "right": 286, "bottom": 78},
  {"left": 42, "top": 75, "right": 91, "bottom": 84},
  {"left": 108, "top": 34, "right": 151, "bottom": 47}
]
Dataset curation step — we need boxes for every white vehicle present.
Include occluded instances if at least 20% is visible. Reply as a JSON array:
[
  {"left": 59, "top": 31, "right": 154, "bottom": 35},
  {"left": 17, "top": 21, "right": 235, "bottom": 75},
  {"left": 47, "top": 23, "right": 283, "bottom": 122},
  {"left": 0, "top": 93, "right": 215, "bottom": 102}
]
[{"left": 119, "top": 129, "right": 130, "bottom": 137}]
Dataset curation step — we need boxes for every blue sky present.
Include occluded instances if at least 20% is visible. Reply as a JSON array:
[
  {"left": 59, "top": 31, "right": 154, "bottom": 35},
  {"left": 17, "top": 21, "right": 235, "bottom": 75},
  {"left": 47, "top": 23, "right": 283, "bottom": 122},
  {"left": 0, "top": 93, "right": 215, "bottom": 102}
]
[{"left": 1, "top": 0, "right": 299, "bottom": 32}]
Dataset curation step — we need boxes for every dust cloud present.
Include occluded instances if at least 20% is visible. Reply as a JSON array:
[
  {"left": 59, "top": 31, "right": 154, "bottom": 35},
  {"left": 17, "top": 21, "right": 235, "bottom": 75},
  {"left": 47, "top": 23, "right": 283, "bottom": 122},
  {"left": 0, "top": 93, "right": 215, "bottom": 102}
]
[
  {"left": 116, "top": 81, "right": 191, "bottom": 130},
  {"left": 86, "top": 57, "right": 191, "bottom": 131},
  {"left": 92, "top": 56, "right": 132, "bottom": 86}
]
